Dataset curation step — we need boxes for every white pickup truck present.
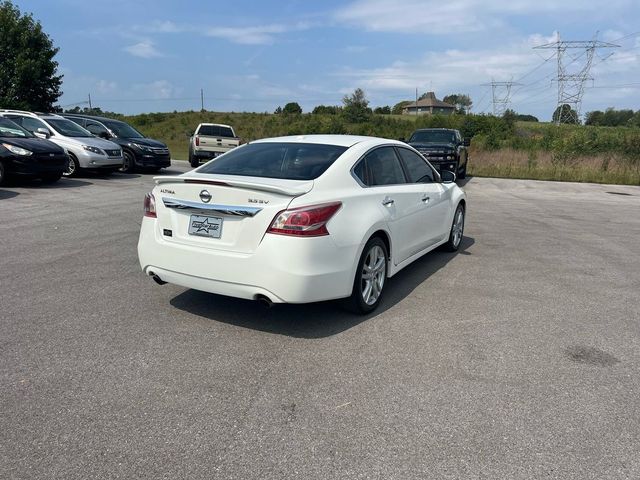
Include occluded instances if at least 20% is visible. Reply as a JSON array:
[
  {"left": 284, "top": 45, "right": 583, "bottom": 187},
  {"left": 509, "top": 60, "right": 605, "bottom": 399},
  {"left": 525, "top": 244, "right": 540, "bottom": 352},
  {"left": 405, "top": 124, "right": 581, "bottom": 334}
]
[{"left": 188, "top": 123, "right": 240, "bottom": 167}]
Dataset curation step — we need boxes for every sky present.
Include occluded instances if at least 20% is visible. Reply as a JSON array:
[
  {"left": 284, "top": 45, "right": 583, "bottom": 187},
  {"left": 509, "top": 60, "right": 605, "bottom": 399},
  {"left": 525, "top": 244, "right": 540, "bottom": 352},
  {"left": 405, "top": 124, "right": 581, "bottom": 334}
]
[{"left": 18, "top": 0, "right": 640, "bottom": 120}]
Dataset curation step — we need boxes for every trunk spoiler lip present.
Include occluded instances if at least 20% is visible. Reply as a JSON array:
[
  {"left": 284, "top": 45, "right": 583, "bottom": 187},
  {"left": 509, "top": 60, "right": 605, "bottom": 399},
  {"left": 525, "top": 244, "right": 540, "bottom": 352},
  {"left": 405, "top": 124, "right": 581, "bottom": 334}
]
[{"left": 153, "top": 174, "right": 314, "bottom": 197}]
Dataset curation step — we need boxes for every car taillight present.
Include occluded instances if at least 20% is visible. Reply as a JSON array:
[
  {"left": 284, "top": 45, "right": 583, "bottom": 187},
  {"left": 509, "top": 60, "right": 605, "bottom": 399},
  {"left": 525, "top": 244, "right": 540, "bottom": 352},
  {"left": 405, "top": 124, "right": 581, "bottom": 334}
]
[
  {"left": 195, "top": 136, "right": 200, "bottom": 146},
  {"left": 267, "top": 202, "right": 341, "bottom": 237},
  {"left": 144, "top": 192, "right": 157, "bottom": 218}
]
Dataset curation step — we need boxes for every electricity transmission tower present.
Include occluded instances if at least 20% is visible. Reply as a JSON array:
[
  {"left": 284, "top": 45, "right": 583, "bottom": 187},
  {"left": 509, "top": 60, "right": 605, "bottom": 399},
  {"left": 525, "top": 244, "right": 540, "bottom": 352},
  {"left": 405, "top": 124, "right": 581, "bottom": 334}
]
[
  {"left": 482, "top": 80, "right": 522, "bottom": 116},
  {"left": 534, "top": 35, "right": 619, "bottom": 124}
]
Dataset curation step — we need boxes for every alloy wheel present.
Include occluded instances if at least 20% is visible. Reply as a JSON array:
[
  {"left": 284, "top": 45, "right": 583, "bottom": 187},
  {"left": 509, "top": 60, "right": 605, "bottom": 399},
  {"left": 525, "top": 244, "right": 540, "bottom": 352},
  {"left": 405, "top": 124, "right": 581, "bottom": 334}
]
[
  {"left": 360, "top": 245, "right": 386, "bottom": 306},
  {"left": 452, "top": 208, "right": 464, "bottom": 248}
]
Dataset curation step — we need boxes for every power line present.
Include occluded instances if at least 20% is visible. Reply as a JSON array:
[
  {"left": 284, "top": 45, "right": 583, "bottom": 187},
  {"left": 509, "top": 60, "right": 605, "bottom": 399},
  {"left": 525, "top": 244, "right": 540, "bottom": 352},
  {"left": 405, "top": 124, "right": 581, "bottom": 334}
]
[{"left": 533, "top": 33, "right": 620, "bottom": 124}]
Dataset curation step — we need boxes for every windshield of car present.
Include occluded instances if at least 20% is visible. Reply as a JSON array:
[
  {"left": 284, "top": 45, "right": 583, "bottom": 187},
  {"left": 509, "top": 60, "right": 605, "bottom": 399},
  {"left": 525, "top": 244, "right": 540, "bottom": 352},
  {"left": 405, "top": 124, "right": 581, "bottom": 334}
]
[
  {"left": 198, "top": 142, "right": 348, "bottom": 180},
  {"left": 46, "top": 118, "right": 94, "bottom": 137},
  {"left": 409, "top": 130, "right": 456, "bottom": 144},
  {"left": 103, "top": 120, "right": 145, "bottom": 138},
  {"left": 0, "top": 118, "right": 33, "bottom": 138}
]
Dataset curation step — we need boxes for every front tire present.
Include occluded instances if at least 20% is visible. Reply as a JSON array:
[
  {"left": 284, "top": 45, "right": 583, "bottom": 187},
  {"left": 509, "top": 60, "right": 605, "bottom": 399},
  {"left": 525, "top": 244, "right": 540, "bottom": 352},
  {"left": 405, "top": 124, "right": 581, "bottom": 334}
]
[
  {"left": 0, "top": 161, "right": 6, "bottom": 186},
  {"left": 63, "top": 154, "right": 79, "bottom": 178},
  {"left": 348, "top": 237, "right": 388, "bottom": 314},
  {"left": 443, "top": 204, "right": 465, "bottom": 252},
  {"left": 120, "top": 151, "right": 135, "bottom": 173},
  {"left": 458, "top": 162, "right": 467, "bottom": 179}
]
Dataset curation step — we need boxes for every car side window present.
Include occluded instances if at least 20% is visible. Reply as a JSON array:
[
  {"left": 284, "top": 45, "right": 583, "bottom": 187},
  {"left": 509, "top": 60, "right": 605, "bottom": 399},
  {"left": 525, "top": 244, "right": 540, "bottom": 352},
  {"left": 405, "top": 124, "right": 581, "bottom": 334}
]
[
  {"left": 86, "top": 122, "right": 108, "bottom": 136},
  {"left": 397, "top": 148, "right": 435, "bottom": 183},
  {"left": 456, "top": 131, "right": 462, "bottom": 143},
  {"left": 362, "top": 147, "right": 407, "bottom": 186},
  {"left": 11, "top": 116, "right": 49, "bottom": 134}
]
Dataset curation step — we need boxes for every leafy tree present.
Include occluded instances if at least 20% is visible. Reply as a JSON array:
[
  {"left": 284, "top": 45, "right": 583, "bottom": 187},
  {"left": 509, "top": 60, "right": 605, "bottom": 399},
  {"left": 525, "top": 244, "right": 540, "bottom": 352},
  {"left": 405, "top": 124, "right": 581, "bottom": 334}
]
[
  {"left": 342, "top": 88, "right": 372, "bottom": 123},
  {"left": 312, "top": 105, "right": 341, "bottom": 115},
  {"left": 515, "top": 114, "right": 539, "bottom": 122},
  {"left": 373, "top": 106, "right": 391, "bottom": 114},
  {"left": 274, "top": 106, "right": 283, "bottom": 114},
  {"left": 282, "top": 102, "right": 302, "bottom": 114},
  {"left": 443, "top": 94, "right": 472, "bottom": 114},
  {"left": 552, "top": 104, "right": 579, "bottom": 124},
  {"left": 392, "top": 100, "right": 412, "bottom": 115},
  {"left": 0, "top": 1, "right": 63, "bottom": 110}
]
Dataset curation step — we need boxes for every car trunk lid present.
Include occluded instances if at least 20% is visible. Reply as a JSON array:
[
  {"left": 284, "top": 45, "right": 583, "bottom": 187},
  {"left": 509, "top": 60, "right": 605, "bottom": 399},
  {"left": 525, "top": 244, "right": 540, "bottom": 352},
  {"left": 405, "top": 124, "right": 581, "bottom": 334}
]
[{"left": 153, "top": 175, "right": 312, "bottom": 253}]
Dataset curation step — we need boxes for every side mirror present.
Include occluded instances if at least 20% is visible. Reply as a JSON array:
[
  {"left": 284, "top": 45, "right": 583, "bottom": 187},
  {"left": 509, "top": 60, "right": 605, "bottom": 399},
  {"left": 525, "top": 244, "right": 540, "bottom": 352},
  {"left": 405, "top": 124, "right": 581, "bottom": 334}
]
[
  {"left": 36, "top": 127, "right": 51, "bottom": 139},
  {"left": 463, "top": 138, "right": 471, "bottom": 147},
  {"left": 441, "top": 170, "right": 457, "bottom": 183},
  {"left": 99, "top": 131, "right": 111, "bottom": 139}
]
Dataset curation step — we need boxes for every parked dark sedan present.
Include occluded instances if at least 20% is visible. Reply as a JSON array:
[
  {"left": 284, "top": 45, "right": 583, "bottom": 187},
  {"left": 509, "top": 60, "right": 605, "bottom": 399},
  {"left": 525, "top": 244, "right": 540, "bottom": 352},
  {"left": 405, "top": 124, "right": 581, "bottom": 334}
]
[
  {"left": 63, "top": 114, "right": 171, "bottom": 173},
  {"left": 0, "top": 117, "right": 68, "bottom": 185}
]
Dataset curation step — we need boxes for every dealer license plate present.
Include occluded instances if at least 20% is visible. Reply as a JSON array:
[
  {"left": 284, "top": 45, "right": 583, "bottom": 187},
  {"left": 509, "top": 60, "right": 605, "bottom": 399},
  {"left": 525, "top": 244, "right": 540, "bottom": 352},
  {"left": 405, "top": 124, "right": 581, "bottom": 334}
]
[{"left": 188, "top": 215, "right": 223, "bottom": 239}]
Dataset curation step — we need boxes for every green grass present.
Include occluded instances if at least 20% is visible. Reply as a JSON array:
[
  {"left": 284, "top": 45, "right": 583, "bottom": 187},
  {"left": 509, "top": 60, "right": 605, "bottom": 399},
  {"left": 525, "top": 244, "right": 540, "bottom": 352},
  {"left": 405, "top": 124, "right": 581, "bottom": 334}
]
[{"left": 117, "top": 110, "right": 640, "bottom": 185}]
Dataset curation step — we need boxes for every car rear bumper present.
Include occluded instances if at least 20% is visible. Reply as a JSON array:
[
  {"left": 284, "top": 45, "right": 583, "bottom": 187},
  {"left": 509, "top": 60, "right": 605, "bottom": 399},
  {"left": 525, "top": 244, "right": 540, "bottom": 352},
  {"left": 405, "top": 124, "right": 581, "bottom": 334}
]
[{"left": 137, "top": 217, "right": 359, "bottom": 303}]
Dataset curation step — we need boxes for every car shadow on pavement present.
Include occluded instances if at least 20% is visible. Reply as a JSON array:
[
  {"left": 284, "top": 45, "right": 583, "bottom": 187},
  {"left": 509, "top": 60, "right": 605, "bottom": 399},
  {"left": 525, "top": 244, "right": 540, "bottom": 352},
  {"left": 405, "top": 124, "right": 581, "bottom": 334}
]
[
  {"left": 2, "top": 177, "right": 93, "bottom": 189},
  {"left": 457, "top": 176, "right": 472, "bottom": 187},
  {"left": 169, "top": 236, "right": 475, "bottom": 339},
  {"left": 0, "top": 189, "right": 19, "bottom": 199}
]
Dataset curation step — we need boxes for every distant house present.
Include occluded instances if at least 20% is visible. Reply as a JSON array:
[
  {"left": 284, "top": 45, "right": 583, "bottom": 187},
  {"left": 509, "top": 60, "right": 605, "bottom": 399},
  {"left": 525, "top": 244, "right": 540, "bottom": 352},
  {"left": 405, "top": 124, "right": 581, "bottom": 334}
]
[{"left": 402, "top": 92, "right": 455, "bottom": 116}]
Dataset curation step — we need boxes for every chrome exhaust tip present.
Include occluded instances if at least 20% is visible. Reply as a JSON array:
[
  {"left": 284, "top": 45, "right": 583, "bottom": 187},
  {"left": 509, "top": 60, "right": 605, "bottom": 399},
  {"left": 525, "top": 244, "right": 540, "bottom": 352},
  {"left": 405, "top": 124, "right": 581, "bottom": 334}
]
[
  {"left": 149, "top": 272, "right": 167, "bottom": 285},
  {"left": 255, "top": 294, "right": 273, "bottom": 308}
]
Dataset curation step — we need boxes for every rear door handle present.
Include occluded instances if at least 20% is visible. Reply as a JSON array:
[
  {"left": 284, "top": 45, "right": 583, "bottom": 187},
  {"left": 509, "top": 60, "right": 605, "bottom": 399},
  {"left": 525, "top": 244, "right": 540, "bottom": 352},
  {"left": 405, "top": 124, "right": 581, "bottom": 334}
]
[
  {"left": 421, "top": 195, "right": 430, "bottom": 204},
  {"left": 382, "top": 197, "right": 394, "bottom": 206}
]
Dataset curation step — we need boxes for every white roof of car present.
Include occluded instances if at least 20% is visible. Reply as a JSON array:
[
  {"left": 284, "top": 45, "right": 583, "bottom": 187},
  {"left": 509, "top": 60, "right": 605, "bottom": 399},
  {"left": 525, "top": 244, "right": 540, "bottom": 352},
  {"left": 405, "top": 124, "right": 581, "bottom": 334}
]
[
  {"left": 198, "top": 123, "right": 233, "bottom": 128},
  {"left": 253, "top": 134, "right": 403, "bottom": 148}
]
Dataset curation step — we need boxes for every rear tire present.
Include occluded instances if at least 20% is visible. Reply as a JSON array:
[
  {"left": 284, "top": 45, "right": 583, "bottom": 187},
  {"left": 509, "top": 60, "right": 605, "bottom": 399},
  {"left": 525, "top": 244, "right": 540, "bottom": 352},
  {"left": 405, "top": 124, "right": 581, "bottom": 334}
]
[
  {"left": 347, "top": 237, "right": 388, "bottom": 314},
  {"left": 40, "top": 172, "right": 62, "bottom": 184},
  {"left": 443, "top": 204, "right": 465, "bottom": 252},
  {"left": 63, "top": 154, "right": 79, "bottom": 178}
]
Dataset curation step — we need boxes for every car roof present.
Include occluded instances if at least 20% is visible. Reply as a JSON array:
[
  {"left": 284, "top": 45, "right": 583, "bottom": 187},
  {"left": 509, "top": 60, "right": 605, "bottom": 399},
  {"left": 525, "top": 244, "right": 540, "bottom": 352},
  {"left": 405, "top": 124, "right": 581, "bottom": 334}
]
[
  {"left": 198, "top": 123, "right": 233, "bottom": 128},
  {"left": 63, "top": 114, "right": 123, "bottom": 124},
  {"left": 252, "top": 134, "right": 405, "bottom": 148},
  {"left": 413, "top": 128, "right": 456, "bottom": 132}
]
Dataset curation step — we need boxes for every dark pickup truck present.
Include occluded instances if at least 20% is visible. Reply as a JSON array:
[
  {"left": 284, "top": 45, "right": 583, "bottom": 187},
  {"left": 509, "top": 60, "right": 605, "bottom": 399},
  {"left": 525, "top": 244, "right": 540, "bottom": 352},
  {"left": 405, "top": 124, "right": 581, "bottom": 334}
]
[{"left": 406, "top": 128, "right": 469, "bottom": 179}]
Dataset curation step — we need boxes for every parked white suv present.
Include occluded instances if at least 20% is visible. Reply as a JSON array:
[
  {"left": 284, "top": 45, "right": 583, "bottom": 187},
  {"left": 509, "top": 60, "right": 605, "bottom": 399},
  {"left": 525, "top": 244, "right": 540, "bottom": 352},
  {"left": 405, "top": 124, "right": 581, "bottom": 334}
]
[{"left": 0, "top": 110, "right": 123, "bottom": 177}]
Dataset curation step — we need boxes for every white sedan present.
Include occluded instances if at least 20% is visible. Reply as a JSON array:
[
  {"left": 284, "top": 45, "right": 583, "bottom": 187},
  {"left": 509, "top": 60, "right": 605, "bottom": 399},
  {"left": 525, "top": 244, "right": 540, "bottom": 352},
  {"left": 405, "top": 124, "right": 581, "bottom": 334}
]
[{"left": 138, "top": 135, "right": 466, "bottom": 313}]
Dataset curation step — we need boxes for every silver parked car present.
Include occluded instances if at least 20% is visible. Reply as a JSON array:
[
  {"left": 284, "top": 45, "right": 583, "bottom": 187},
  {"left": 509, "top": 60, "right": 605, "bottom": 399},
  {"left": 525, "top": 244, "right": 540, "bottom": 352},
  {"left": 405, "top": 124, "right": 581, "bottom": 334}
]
[{"left": 0, "top": 110, "right": 123, "bottom": 177}]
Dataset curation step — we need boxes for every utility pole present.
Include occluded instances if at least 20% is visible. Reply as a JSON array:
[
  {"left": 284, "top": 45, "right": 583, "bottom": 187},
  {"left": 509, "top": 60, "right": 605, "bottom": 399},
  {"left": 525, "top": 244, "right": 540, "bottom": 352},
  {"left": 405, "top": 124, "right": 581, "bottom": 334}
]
[
  {"left": 482, "top": 80, "right": 522, "bottom": 116},
  {"left": 88, "top": 93, "right": 92, "bottom": 110},
  {"left": 200, "top": 88, "right": 204, "bottom": 112},
  {"left": 534, "top": 34, "right": 619, "bottom": 124}
]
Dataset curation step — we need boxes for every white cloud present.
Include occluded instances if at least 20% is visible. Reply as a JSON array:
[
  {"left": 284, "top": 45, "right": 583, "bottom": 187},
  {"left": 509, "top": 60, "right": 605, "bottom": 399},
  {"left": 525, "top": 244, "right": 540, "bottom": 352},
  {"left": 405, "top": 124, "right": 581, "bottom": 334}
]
[
  {"left": 334, "top": 0, "right": 633, "bottom": 34},
  {"left": 132, "top": 80, "right": 181, "bottom": 99},
  {"left": 123, "top": 41, "right": 163, "bottom": 58},
  {"left": 95, "top": 80, "right": 117, "bottom": 94}
]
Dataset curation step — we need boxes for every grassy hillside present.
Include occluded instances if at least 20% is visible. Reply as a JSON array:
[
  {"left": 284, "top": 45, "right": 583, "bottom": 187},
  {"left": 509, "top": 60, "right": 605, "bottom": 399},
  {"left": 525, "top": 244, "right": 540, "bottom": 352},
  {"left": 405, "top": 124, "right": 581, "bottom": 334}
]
[{"left": 120, "top": 111, "right": 640, "bottom": 185}]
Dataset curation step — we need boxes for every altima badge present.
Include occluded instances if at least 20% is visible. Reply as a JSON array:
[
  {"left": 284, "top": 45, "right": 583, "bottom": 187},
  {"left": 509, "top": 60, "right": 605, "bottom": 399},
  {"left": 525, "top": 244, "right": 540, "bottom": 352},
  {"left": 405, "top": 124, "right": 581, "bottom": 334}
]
[{"left": 199, "top": 190, "right": 212, "bottom": 203}]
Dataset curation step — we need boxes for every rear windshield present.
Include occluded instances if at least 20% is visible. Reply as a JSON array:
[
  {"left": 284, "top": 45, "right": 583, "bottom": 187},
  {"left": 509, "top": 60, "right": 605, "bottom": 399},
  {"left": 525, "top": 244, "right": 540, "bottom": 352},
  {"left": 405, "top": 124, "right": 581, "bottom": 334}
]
[
  {"left": 198, "top": 142, "right": 348, "bottom": 180},
  {"left": 197, "top": 125, "right": 235, "bottom": 138}
]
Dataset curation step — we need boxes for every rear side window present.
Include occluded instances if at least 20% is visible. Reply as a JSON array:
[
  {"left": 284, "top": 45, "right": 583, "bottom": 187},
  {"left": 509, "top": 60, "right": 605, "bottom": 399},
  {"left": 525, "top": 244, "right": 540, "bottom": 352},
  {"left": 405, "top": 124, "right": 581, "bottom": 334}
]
[
  {"left": 354, "top": 147, "right": 407, "bottom": 186},
  {"left": 197, "top": 125, "right": 235, "bottom": 138},
  {"left": 198, "top": 142, "right": 347, "bottom": 180},
  {"left": 397, "top": 147, "right": 435, "bottom": 183}
]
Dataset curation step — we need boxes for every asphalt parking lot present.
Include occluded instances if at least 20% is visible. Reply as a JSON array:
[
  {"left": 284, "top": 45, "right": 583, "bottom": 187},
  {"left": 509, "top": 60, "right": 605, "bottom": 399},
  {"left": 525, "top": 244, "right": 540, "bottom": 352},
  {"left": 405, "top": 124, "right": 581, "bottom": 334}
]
[{"left": 1, "top": 163, "right": 639, "bottom": 479}]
